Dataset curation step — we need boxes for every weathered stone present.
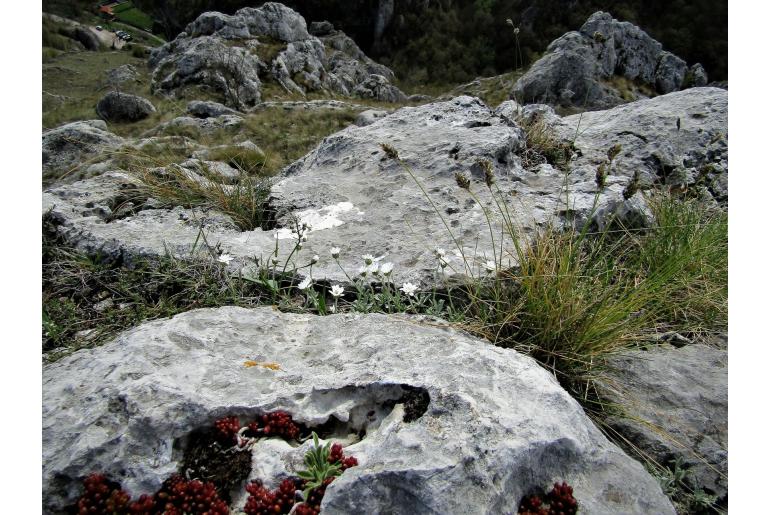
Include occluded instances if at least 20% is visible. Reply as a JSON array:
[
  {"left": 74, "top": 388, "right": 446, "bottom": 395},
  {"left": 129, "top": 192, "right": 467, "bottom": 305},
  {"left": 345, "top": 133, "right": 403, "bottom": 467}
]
[
  {"left": 187, "top": 100, "right": 241, "bottom": 118},
  {"left": 352, "top": 73, "right": 407, "bottom": 103},
  {"left": 144, "top": 114, "right": 243, "bottom": 137},
  {"left": 42, "top": 120, "right": 124, "bottom": 178},
  {"left": 42, "top": 90, "right": 727, "bottom": 287},
  {"left": 688, "top": 63, "right": 709, "bottom": 87},
  {"left": 149, "top": 3, "right": 405, "bottom": 107},
  {"left": 150, "top": 36, "right": 263, "bottom": 109},
  {"left": 513, "top": 11, "right": 704, "bottom": 110},
  {"left": 596, "top": 342, "right": 728, "bottom": 503},
  {"left": 106, "top": 64, "right": 141, "bottom": 87},
  {"left": 655, "top": 51, "right": 688, "bottom": 94},
  {"left": 553, "top": 87, "right": 728, "bottom": 205},
  {"left": 354, "top": 109, "right": 389, "bottom": 126},
  {"left": 96, "top": 91, "right": 156, "bottom": 123},
  {"left": 43, "top": 306, "right": 675, "bottom": 514}
]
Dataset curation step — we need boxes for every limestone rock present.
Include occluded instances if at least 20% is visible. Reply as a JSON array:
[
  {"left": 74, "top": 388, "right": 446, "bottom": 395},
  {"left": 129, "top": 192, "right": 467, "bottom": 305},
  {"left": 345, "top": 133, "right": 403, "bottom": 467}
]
[
  {"left": 352, "top": 73, "right": 407, "bottom": 103},
  {"left": 655, "top": 51, "right": 688, "bottom": 94},
  {"left": 354, "top": 109, "right": 389, "bottom": 126},
  {"left": 596, "top": 343, "right": 728, "bottom": 503},
  {"left": 187, "top": 100, "right": 241, "bottom": 118},
  {"left": 42, "top": 90, "right": 727, "bottom": 287},
  {"left": 42, "top": 120, "right": 124, "bottom": 178},
  {"left": 106, "top": 64, "right": 141, "bottom": 87},
  {"left": 513, "top": 11, "right": 706, "bottom": 110},
  {"left": 42, "top": 306, "right": 675, "bottom": 514},
  {"left": 149, "top": 2, "right": 405, "bottom": 108},
  {"left": 688, "top": 63, "right": 709, "bottom": 87},
  {"left": 96, "top": 91, "right": 157, "bottom": 123}
]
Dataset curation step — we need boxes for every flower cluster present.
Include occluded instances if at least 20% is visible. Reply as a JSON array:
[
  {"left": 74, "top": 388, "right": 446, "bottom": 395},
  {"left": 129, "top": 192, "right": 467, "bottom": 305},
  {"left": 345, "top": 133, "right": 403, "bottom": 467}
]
[
  {"left": 518, "top": 481, "right": 577, "bottom": 515},
  {"left": 242, "top": 437, "right": 359, "bottom": 515},
  {"left": 155, "top": 475, "right": 229, "bottom": 515},
  {"left": 243, "top": 478, "right": 300, "bottom": 515},
  {"left": 246, "top": 411, "right": 301, "bottom": 441},
  {"left": 214, "top": 415, "right": 241, "bottom": 444},
  {"left": 328, "top": 442, "right": 359, "bottom": 471},
  {"left": 74, "top": 473, "right": 225, "bottom": 515}
]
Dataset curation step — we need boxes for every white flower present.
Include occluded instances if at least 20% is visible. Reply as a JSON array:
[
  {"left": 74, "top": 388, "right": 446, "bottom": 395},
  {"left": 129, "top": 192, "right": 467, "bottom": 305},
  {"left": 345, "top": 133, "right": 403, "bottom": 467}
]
[
  {"left": 435, "top": 247, "right": 446, "bottom": 257},
  {"left": 380, "top": 262, "right": 394, "bottom": 276},
  {"left": 484, "top": 260, "right": 496, "bottom": 273},
  {"left": 330, "top": 285, "right": 344, "bottom": 298},
  {"left": 358, "top": 265, "right": 369, "bottom": 277},
  {"left": 400, "top": 282, "right": 418, "bottom": 297},
  {"left": 370, "top": 263, "right": 381, "bottom": 276},
  {"left": 362, "top": 254, "right": 374, "bottom": 265},
  {"left": 328, "top": 304, "right": 337, "bottom": 313},
  {"left": 439, "top": 255, "right": 450, "bottom": 268},
  {"left": 330, "top": 247, "right": 341, "bottom": 259},
  {"left": 298, "top": 277, "right": 312, "bottom": 290},
  {"left": 311, "top": 254, "right": 319, "bottom": 264},
  {"left": 271, "top": 256, "right": 279, "bottom": 266},
  {"left": 217, "top": 253, "right": 234, "bottom": 264}
]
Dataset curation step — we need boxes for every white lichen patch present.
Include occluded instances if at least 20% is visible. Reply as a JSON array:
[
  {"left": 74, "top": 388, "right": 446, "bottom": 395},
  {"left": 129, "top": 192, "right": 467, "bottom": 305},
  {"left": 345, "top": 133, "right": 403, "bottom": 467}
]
[{"left": 274, "top": 202, "right": 358, "bottom": 239}]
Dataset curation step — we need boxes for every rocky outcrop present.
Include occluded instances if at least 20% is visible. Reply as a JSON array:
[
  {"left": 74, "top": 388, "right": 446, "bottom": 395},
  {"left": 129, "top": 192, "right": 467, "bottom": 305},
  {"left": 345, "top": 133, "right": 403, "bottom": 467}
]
[
  {"left": 42, "top": 120, "right": 124, "bottom": 178},
  {"left": 596, "top": 342, "right": 728, "bottom": 504},
  {"left": 354, "top": 109, "right": 389, "bottom": 127},
  {"left": 42, "top": 89, "right": 727, "bottom": 287},
  {"left": 513, "top": 11, "right": 711, "bottom": 110},
  {"left": 106, "top": 64, "right": 141, "bottom": 87},
  {"left": 96, "top": 91, "right": 157, "bottom": 123},
  {"left": 149, "top": 2, "right": 405, "bottom": 108},
  {"left": 43, "top": 306, "right": 675, "bottom": 514},
  {"left": 187, "top": 99, "right": 241, "bottom": 118}
]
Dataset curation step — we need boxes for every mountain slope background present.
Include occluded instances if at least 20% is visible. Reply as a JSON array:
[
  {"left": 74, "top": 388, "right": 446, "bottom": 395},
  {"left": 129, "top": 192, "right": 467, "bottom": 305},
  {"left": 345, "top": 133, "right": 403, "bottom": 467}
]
[{"left": 115, "top": 0, "right": 727, "bottom": 85}]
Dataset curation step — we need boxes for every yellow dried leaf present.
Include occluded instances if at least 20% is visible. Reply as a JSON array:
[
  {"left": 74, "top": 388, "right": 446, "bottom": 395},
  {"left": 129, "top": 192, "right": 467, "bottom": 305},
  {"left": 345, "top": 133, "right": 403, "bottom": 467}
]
[{"left": 244, "top": 360, "right": 281, "bottom": 371}]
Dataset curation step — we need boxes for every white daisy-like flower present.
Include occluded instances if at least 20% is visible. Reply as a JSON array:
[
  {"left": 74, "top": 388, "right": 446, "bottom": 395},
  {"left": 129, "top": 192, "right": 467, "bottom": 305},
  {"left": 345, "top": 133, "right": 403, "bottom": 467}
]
[
  {"left": 330, "top": 285, "right": 344, "bottom": 298},
  {"left": 217, "top": 253, "right": 234, "bottom": 264},
  {"left": 330, "top": 247, "right": 341, "bottom": 259},
  {"left": 362, "top": 254, "right": 375, "bottom": 265},
  {"left": 435, "top": 247, "right": 446, "bottom": 257},
  {"left": 380, "top": 262, "right": 394, "bottom": 276},
  {"left": 271, "top": 256, "right": 279, "bottom": 266},
  {"left": 358, "top": 265, "right": 369, "bottom": 277},
  {"left": 439, "top": 255, "right": 450, "bottom": 269},
  {"left": 370, "top": 263, "right": 381, "bottom": 276},
  {"left": 297, "top": 277, "right": 312, "bottom": 290},
  {"left": 484, "top": 260, "right": 496, "bottom": 273},
  {"left": 400, "top": 282, "right": 418, "bottom": 297},
  {"left": 311, "top": 254, "right": 319, "bottom": 264}
]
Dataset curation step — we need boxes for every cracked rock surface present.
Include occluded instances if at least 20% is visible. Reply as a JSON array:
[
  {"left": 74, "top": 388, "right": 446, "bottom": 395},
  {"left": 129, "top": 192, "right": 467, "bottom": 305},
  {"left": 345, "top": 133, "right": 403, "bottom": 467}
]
[
  {"left": 42, "top": 306, "right": 674, "bottom": 514},
  {"left": 43, "top": 90, "right": 726, "bottom": 287}
]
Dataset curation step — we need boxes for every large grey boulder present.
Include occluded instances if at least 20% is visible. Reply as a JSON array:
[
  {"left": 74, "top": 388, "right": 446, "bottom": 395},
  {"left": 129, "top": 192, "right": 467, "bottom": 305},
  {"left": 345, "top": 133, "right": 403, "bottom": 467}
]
[
  {"left": 42, "top": 120, "right": 124, "bottom": 178},
  {"left": 596, "top": 343, "right": 728, "bottom": 503},
  {"left": 513, "top": 11, "right": 705, "bottom": 110},
  {"left": 149, "top": 2, "right": 405, "bottom": 107},
  {"left": 106, "top": 64, "right": 141, "bottom": 87},
  {"left": 96, "top": 91, "right": 157, "bottom": 123},
  {"left": 42, "top": 90, "right": 727, "bottom": 287},
  {"left": 43, "top": 306, "right": 675, "bottom": 514},
  {"left": 554, "top": 87, "right": 728, "bottom": 205},
  {"left": 149, "top": 36, "right": 263, "bottom": 109}
]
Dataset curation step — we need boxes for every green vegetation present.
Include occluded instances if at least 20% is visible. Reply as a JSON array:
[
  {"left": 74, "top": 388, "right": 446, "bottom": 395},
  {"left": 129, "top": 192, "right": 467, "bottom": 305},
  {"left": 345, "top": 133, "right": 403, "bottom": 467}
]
[
  {"left": 131, "top": 162, "right": 273, "bottom": 231},
  {"left": 42, "top": 228, "right": 276, "bottom": 362},
  {"left": 112, "top": 1, "right": 155, "bottom": 32},
  {"left": 207, "top": 145, "right": 268, "bottom": 175}
]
